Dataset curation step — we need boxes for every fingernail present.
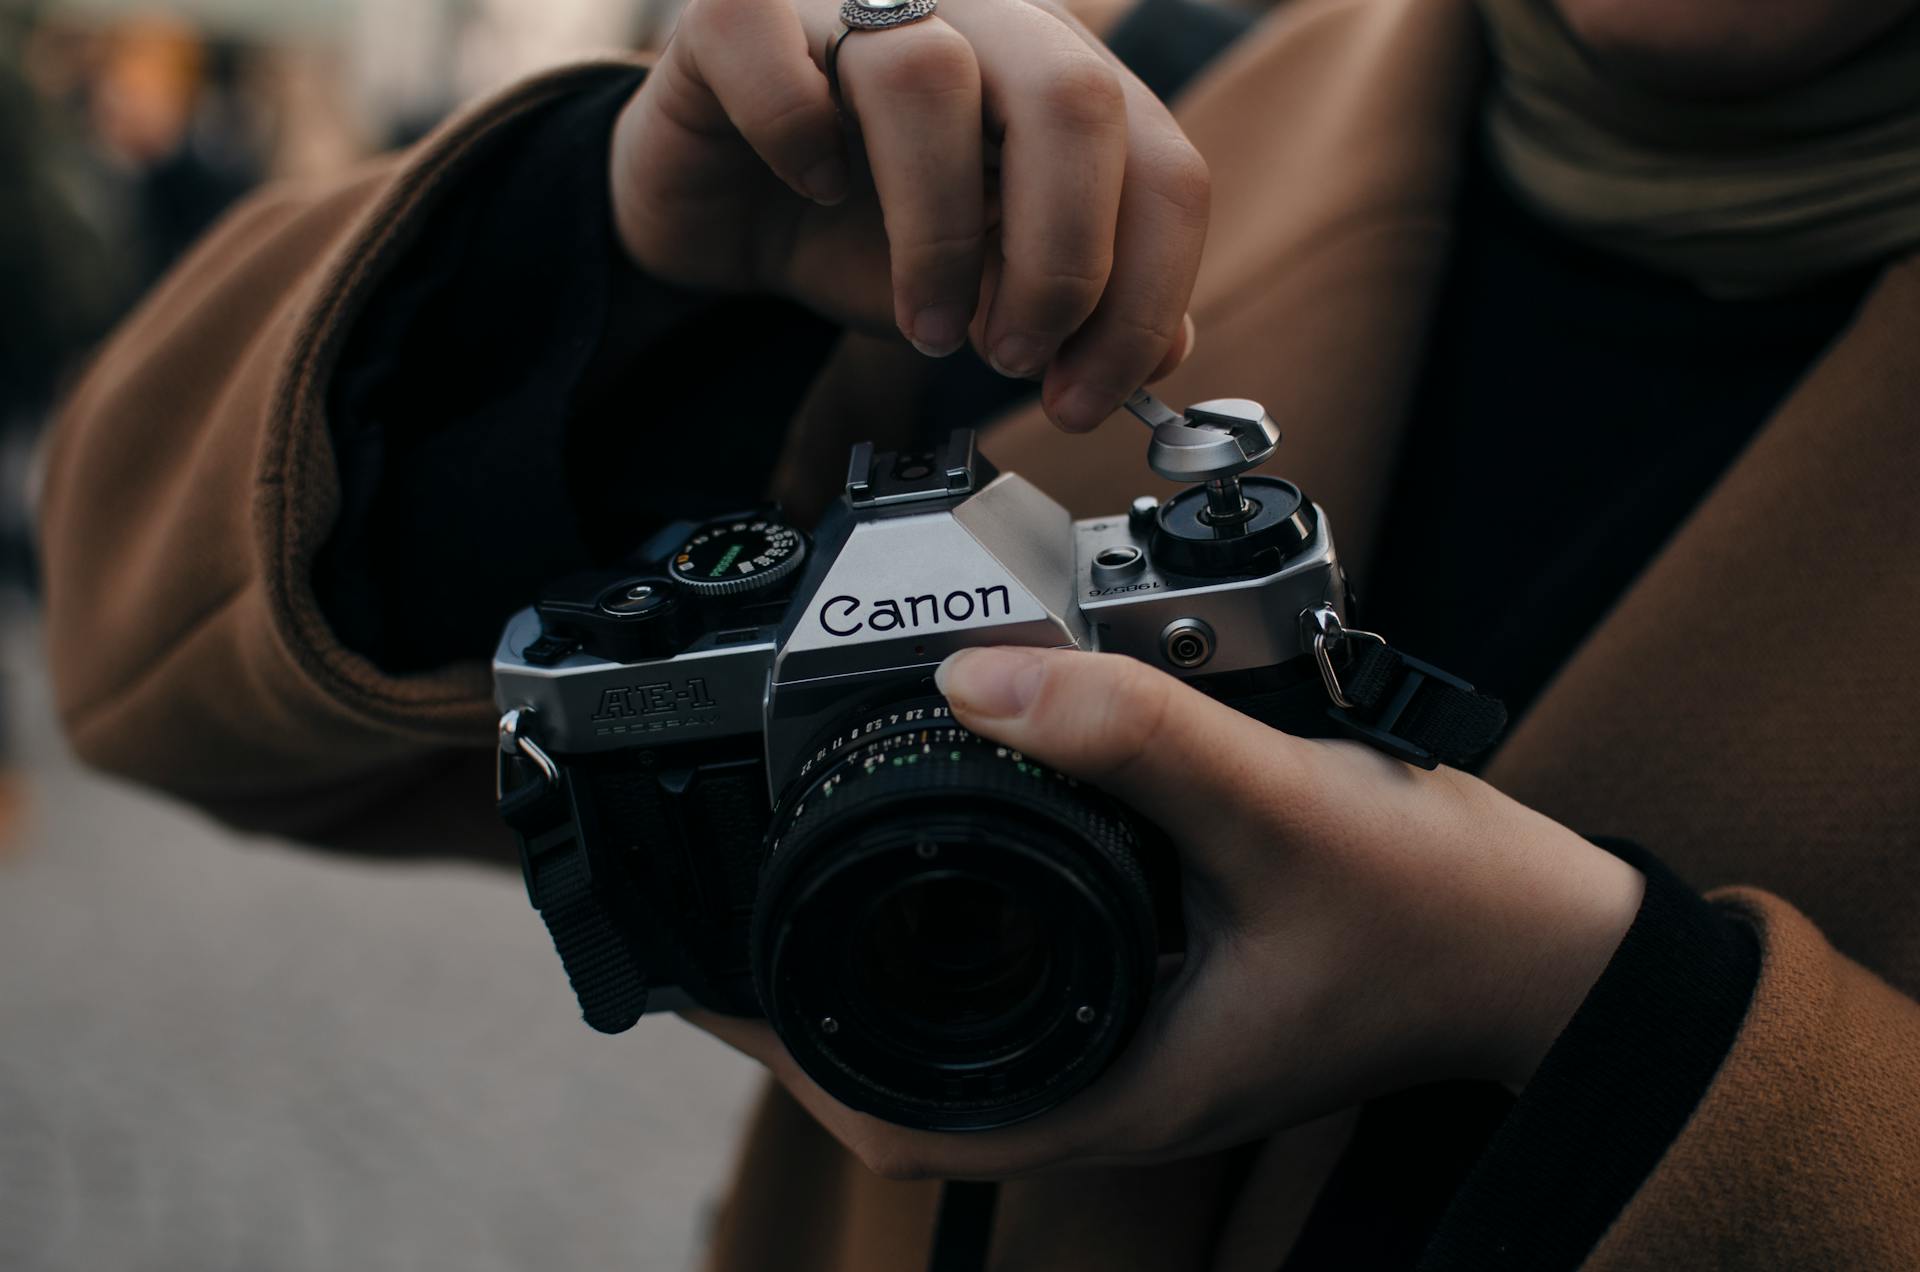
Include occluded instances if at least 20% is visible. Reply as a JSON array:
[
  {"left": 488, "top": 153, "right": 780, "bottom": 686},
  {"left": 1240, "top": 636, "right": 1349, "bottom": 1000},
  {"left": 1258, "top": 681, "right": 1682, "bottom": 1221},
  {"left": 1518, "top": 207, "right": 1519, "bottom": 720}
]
[
  {"left": 1051, "top": 384, "right": 1120, "bottom": 433},
  {"left": 935, "top": 647, "right": 1047, "bottom": 719},
  {"left": 910, "top": 303, "right": 970, "bottom": 357},
  {"left": 987, "top": 333, "right": 1051, "bottom": 380},
  {"left": 802, "top": 156, "right": 849, "bottom": 207}
]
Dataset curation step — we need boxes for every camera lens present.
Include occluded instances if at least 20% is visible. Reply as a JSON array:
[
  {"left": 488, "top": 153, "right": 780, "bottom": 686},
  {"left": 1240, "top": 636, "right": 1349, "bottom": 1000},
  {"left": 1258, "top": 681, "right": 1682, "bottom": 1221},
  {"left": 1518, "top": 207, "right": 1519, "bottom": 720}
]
[
  {"left": 751, "top": 700, "right": 1164, "bottom": 1132},
  {"left": 855, "top": 874, "right": 1052, "bottom": 1046}
]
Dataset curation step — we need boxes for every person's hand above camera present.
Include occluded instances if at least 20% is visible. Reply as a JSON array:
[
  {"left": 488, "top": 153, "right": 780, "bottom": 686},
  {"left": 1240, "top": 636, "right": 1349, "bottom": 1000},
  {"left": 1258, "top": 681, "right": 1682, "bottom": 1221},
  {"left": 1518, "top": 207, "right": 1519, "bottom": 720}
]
[
  {"left": 692, "top": 644, "right": 1645, "bottom": 1180},
  {"left": 609, "top": 0, "right": 1207, "bottom": 433}
]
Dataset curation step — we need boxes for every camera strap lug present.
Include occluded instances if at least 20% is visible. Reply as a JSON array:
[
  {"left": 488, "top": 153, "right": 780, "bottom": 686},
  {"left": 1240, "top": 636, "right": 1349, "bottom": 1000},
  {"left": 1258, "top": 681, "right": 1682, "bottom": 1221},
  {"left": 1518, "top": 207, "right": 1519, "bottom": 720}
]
[
  {"left": 1301, "top": 605, "right": 1508, "bottom": 770},
  {"left": 498, "top": 709, "right": 650, "bottom": 1033},
  {"left": 497, "top": 707, "right": 559, "bottom": 801}
]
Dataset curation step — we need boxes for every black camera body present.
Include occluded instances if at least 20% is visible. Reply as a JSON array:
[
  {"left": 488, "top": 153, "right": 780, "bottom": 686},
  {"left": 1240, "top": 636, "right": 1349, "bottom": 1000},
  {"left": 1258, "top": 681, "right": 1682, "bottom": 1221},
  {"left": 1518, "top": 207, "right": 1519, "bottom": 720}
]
[{"left": 494, "top": 394, "right": 1494, "bottom": 1131}]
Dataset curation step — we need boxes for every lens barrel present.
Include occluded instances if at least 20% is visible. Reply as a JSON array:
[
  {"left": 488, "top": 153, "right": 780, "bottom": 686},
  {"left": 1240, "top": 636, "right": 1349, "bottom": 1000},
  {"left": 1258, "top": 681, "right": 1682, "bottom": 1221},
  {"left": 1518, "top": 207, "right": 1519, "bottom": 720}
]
[{"left": 751, "top": 702, "right": 1162, "bottom": 1132}]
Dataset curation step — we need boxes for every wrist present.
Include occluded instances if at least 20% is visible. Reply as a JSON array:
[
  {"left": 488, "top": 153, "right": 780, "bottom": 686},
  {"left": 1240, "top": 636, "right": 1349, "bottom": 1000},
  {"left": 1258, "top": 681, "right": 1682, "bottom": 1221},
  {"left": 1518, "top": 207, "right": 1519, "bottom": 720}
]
[{"left": 1484, "top": 826, "right": 1645, "bottom": 1087}]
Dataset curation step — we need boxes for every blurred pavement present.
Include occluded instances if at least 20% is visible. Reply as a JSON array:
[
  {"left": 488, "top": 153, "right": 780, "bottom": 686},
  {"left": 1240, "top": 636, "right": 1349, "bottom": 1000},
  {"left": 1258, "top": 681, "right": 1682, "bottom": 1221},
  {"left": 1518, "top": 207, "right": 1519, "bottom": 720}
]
[{"left": 0, "top": 604, "right": 762, "bottom": 1272}]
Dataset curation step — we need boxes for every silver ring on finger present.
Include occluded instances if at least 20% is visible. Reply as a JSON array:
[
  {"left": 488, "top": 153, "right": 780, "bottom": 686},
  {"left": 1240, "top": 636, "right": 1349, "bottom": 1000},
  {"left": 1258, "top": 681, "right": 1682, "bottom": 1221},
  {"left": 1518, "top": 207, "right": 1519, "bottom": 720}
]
[{"left": 825, "top": 0, "right": 941, "bottom": 112}]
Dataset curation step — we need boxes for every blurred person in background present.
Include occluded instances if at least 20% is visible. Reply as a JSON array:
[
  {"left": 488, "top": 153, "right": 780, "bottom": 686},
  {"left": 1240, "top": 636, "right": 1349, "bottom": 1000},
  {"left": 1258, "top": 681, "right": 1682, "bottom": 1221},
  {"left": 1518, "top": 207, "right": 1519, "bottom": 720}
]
[
  {"left": 6, "top": 14, "right": 262, "bottom": 378},
  {"left": 1, "top": 14, "right": 131, "bottom": 481},
  {"left": 3, "top": 11, "right": 268, "bottom": 596},
  {"left": 3, "top": 22, "right": 110, "bottom": 425},
  {"left": 86, "top": 21, "right": 261, "bottom": 284},
  {"left": 31, "top": 0, "right": 1920, "bottom": 1269}
]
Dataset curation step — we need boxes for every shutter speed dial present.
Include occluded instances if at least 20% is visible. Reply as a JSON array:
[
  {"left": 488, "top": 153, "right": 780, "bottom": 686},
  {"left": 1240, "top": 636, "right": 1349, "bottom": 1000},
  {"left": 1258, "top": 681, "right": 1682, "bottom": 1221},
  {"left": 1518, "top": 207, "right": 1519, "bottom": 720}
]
[{"left": 671, "top": 517, "right": 806, "bottom": 597}]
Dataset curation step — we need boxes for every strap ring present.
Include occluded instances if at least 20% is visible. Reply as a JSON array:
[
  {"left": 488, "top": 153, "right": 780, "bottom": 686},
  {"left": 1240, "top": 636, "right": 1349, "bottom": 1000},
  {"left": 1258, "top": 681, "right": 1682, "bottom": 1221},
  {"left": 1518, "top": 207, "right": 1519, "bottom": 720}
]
[
  {"left": 497, "top": 707, "right": 560, "bottom": 801},
  {"left": 1302, "top": 604, "right": 1387, "bottom": 711}
]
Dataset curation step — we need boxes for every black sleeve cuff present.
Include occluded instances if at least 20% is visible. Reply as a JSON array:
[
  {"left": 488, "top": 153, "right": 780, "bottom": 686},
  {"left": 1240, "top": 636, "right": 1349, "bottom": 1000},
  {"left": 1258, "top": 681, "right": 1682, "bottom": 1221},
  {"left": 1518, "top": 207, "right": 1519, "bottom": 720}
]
[
  {"left": 1413, "top": 840, "right": 1762, "bottom": 1271},
  {"left": 317, "top": 68, "right": 839, "bottom": 673}
]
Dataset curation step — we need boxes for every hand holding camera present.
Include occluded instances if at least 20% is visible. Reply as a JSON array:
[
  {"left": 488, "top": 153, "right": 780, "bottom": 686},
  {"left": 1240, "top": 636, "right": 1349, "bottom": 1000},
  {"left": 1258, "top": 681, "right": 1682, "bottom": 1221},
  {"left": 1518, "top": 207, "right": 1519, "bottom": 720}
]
[
  {"left": 692, "top": 643, "right": 1644, "bottom": 1180},
  {"left": 608, "top": 0, "right": 1207, "bottom": 431}
]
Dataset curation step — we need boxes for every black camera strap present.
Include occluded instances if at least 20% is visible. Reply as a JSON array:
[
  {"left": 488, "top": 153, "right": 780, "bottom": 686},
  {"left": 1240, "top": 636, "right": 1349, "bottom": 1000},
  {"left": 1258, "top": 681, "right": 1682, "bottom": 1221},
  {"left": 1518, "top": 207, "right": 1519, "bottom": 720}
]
[
  {"left": 499, "top": 713, "right": 650, "bottom": 1034},
  {"left": 930, "top": 1181, "right": 1000, "bottom": 1272},
  {"left": 1304, "top": 605, "right": 1508, "bottom": 770}
]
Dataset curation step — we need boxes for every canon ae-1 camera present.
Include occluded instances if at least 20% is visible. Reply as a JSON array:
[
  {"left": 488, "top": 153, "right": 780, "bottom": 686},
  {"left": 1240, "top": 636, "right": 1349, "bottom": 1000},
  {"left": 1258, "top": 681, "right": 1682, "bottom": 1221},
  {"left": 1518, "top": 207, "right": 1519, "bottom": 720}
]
[{"left": 493, "top": 391, "right": 1503, "bottom": 1132}]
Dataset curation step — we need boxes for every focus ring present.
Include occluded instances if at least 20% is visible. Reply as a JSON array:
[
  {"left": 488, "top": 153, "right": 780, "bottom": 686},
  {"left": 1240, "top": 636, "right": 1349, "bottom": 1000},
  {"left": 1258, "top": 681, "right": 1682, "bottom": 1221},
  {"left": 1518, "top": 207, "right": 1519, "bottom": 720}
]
[{"left": 770, "top": 745, "right": 1144, "bottom": 890}]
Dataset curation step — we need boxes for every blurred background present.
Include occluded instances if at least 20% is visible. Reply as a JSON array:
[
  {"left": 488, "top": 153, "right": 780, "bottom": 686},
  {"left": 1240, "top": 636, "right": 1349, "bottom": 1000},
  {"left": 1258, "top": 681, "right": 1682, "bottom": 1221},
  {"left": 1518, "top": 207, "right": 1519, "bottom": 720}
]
[
  {"left": 1, "top": 2, "right": 766, "bottom": 1269},
  {"left": 2, "top": 0, "right": 680, "bottom": 527}
]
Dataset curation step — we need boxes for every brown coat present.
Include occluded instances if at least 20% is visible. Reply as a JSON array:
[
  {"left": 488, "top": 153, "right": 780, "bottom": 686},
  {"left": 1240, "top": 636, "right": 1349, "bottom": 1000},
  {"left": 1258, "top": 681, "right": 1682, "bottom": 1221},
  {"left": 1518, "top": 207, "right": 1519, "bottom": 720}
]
[{"left": 38, "top": 0, "right": 1920, "bottom": 1267}]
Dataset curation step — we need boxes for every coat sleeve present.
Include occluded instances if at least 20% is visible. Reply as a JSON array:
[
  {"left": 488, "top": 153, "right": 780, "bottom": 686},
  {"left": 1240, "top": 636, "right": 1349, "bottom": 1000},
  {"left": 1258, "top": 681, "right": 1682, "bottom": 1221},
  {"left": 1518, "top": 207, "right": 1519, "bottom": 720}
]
[
  {"left": 1585, "top": 889, "right": 1920, "bottom": 1270},
  {"left": 36, "top": 62, "right": 646, "bottom": 849}
]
